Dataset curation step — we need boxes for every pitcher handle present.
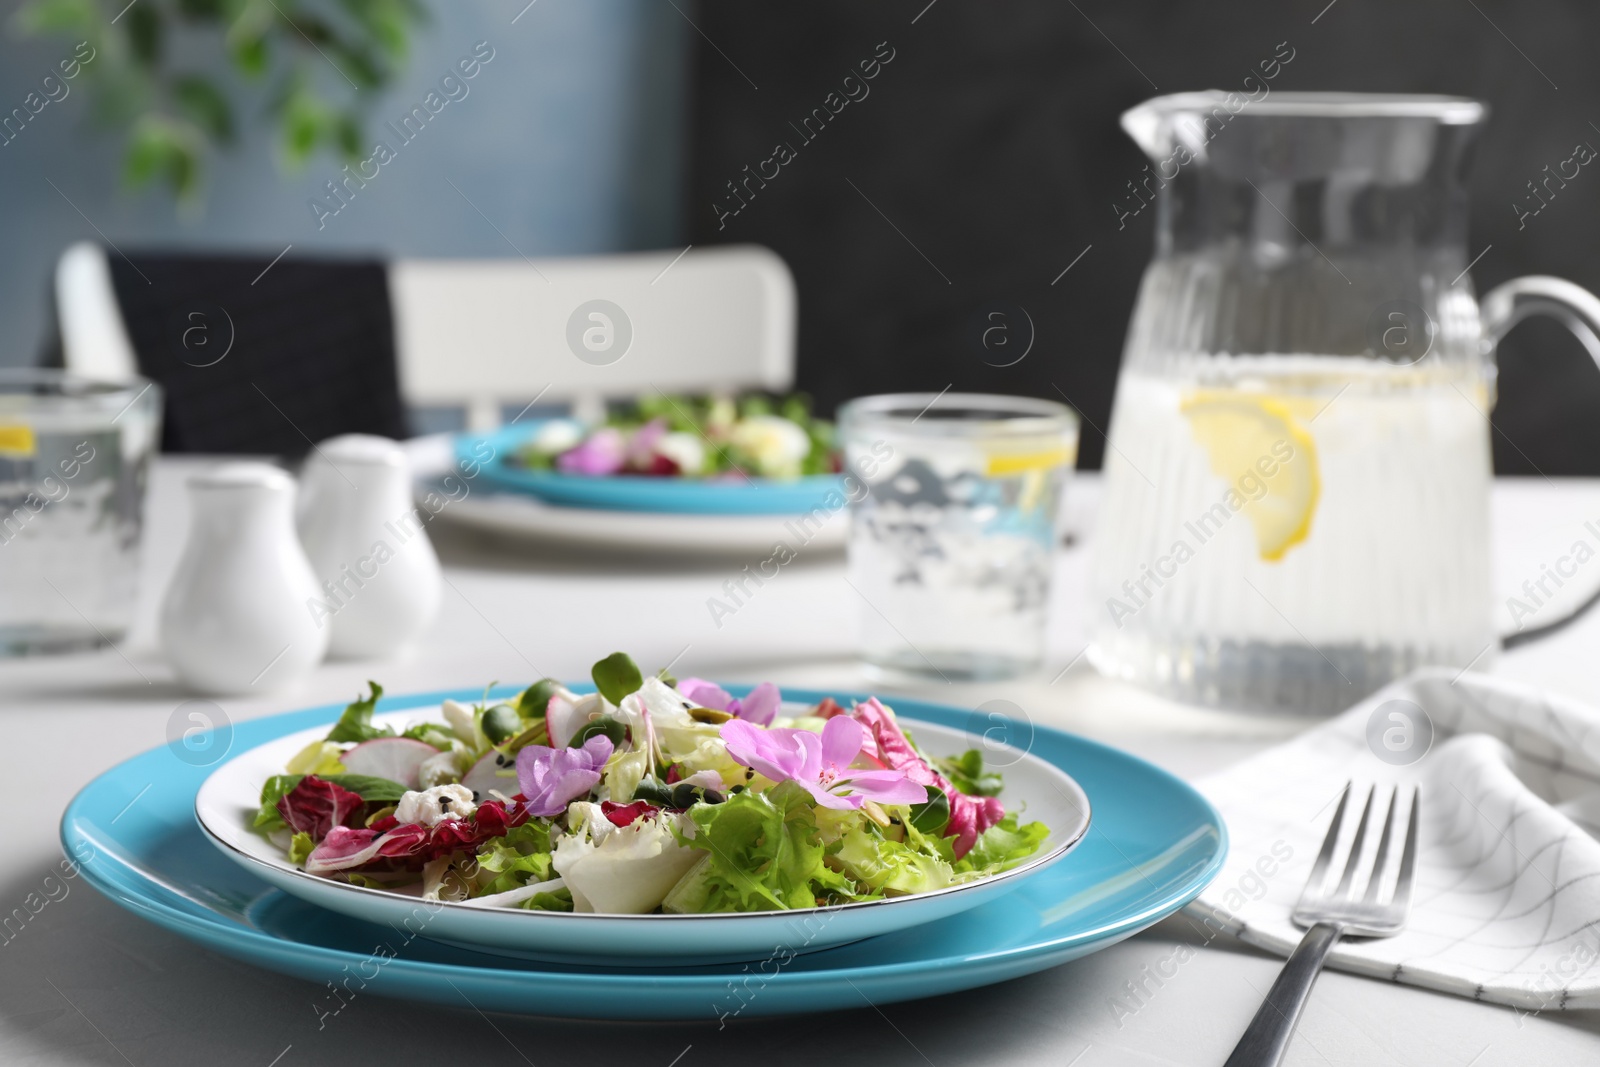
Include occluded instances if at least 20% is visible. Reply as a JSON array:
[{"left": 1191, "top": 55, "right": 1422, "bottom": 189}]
[
  {"left": 1481, "top": 275, "right": 1600, "bottom": 362},
  {"left": 1481, "top": 275, "right": 1600, "bottom": 648}
]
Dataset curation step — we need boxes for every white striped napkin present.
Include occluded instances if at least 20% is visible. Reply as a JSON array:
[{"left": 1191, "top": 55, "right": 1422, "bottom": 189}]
[{"left": 1186, "top": 668, "right": 1600, "bottom": 1010}]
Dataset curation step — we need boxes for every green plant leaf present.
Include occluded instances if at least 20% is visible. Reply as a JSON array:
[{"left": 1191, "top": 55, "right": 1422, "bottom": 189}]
[
  {"left": 172, "top": 76, "right": 233, "bottom": 142},
  {"left": 229, "top": 30, "right": 269, "bottom": 77},
  {"left": 334, "top": 110, "right": 362, "bottom": 159},
  {"left": 12, "top": 0, "right": 95, "bottom": 34},
  {"left": 590, "top": 653, "right": 642, "bottom": 706},
  {"left": 126, "top": 4, "right": 162, "bottom": 66},
  {"left": 176, "top": 0, "right": 225, "bottom": 19},
  {"left": 568, "top": 717, "right": 627, "bottom": 749},
  {"left": 332, "top": 42, "right": 385, "bottom": 88},
  {"left": 122, "top": 121, "right": 171, "bottom": 189},
  {"left": 279, "top": 87, "right": 331, "bottom": 169},
  {"left": 908, "top": 785, "right": 951, "bottom": 834}
]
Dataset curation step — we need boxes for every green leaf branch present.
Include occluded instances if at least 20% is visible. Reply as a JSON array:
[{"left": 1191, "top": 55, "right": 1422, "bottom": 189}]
[{"left": 13, "top": 0, "right": 428, "bottom": 203}]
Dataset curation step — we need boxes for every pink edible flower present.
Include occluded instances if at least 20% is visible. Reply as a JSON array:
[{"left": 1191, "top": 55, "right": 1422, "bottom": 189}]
[
  {"left": 720, "top": 717, "right": 927, "bottom": 810},
  {"left": 557, "top": 428, "right": 626, "bottom": 475},
  {"left": 678, "top": 678, "right": 780, "bottom": 726},
  {"left": 849, "top": 697, "right": 1004, "bottom": 858},
  {"left": 626, "top": 418, "right": 669, "bottom": 467}
]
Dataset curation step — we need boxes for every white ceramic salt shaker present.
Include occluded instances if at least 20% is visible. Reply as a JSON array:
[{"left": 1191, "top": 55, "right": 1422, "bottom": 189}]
[
  {"left": 297, "top": 434, "right": 442, "bottom": 660},
  {"left": 160, "top": 463, "right": 329, "bottom": 694}
]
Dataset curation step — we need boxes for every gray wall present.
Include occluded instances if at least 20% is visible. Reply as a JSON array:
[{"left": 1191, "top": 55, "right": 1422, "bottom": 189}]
[{"left": 0, "top": 0, "right": 691, "bottom": 364}]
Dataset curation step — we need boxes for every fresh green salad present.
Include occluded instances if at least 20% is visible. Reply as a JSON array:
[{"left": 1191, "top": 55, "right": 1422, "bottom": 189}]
[
  {"left": 254, "top": 653, "right": 1049, "bottom": 913},
  {"left": 512, "top": 394, "right": 838, "bottom": 480}
]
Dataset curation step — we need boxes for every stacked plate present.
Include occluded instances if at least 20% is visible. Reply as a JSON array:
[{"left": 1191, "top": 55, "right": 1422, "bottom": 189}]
[
  {"left": 408, "top": 426, "right": 850, "bottom": 555},
  {"left": 62, "top": 685, "right": 1226, "bottom": 1019}
]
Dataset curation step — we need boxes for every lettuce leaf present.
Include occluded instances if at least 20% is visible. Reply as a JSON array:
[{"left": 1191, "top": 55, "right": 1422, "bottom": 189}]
[
  {"left": 473, "top": 821, "right": 555, "bottom": 897},
  {"left": 932, "top": 749, "right": 1003, "bottom": 797},
  {"left": 516, "top": 886, "right": 574, "bottom": 912},
  {"left": 285, "top": 740, "right": 346, "bottom": 776},
  {"left": 288, "top": 831, "right": 315, "bottom": 865},
  {"left": 665, "top": 782, "right": 853, "bottom": 912},
  {"left": 834, "top": 827, "right": 952, "bottom": 895},
  {"left": 325, "top": 682, "right": 391, "bottom": 743},
  {"left": 951, "top": 813, "right": 1049, "bottom": 879},
  {"left": 401, "top": 722, "right": 457, "bottom": 749}
]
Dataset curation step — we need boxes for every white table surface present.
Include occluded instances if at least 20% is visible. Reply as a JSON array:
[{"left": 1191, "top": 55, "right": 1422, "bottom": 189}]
[{"left": 6, "top": 460, "right": 1600, "bottom": 1066}]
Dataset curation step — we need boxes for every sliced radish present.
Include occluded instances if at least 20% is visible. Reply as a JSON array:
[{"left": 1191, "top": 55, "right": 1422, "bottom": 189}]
[
  {"left": 339, "top": 737, "right": 440, "bottom": 789},
  {"left": 461, "top": 750, "right": 520, "bottom": 800}
]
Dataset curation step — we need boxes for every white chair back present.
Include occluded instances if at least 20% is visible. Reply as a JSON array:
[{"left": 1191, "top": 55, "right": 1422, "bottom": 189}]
[
  {"left": 55, "top": 242, "right": 139, "bottom": 382},
  {"left": 388, "top": 244, "right": 796, "bottom": 428}
]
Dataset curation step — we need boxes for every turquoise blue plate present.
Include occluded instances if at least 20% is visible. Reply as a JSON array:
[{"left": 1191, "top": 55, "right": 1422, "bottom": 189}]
[
  {"left": 458, "top": 424, "right": 847, "bottom": 514},
  {"left": 60, "top": 687, "right": 1227, "bottom": 1020}
]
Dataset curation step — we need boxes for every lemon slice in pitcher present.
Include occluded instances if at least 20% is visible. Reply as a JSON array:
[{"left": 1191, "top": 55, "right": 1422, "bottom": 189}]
[{"left": 1179, "top": 391, "right": 1321, "bottom": 561}]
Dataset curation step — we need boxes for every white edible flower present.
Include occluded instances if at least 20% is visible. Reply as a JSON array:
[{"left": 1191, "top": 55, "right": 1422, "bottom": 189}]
[
  {"left": 553, "top": 805, "right": 701, "bottom": 914},
  {"left": 440, "top": 699, "right": 488, "bottom": 750},
  {"left": 655, "top": 431, "right": 706, "bottom": 475},
  {"left": 531, "top": 419, "right": 585, "bottom": 454},
  {"left": 729, "top": 415, "right": 812, "bottom": 477},
  {"left": 618, "top": 677, "right": 743, "bottom": 782},
  {"left": 394, "top": 784, "right": 476, "bottom": 827}
]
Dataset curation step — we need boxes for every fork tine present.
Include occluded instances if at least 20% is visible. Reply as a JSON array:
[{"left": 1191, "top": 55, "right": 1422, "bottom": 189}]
[
  {"left": 1333, "top": 785, "right": 1377, "bottom": 898},
  {"left": 1300, "top": 782, "right": 1351, "bottom": 902},
  {"left": 1390, "top": 788, "right": 1421, "bottom": 915},
  {"left": 1361, "top": 786, "right": 1401, "bottom": 904}
]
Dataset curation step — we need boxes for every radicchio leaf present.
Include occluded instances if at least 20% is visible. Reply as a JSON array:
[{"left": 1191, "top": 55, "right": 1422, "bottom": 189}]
[{"left": 276, "top": 774, "right": 366, "bottom": 841}]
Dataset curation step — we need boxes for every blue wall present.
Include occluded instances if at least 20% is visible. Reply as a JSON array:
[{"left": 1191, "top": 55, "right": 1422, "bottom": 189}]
[{"left": 0, "top": 0, "right": 691, "bottom": 364}]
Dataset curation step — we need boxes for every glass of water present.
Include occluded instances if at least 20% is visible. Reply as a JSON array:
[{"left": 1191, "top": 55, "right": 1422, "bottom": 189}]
[
  {"left": 0, "top": 370, "right": 161, "bottom": 655},
  {"left": 838, "top": 393, "right": 1079, "bottom": 680}
]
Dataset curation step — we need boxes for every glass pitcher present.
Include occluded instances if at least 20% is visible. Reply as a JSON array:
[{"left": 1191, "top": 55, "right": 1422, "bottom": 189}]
[{"left": 1089, "top": 92, "right": 1600, "bottom": 714}]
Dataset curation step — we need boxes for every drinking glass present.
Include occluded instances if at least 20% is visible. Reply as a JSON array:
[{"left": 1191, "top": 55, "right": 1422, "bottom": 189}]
[
  {"left": 0, "top": 370, "right": 161, "bottom": 654},
  {"left": 838, "top": 393, "right": 1079, "bottom": 680}
]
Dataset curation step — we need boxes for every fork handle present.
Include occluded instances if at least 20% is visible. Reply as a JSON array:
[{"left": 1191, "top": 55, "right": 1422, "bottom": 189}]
[{"left": 1222, "top": 922, "right": 1343, "bottom": 1067}]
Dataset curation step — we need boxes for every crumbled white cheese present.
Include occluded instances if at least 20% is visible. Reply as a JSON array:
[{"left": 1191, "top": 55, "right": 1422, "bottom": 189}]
[
  {"left": 394, "top": 784, "right": 476, "bottom": 827},
  {"left": 417, "top": 743, "right": 471, "bottom": 789}
]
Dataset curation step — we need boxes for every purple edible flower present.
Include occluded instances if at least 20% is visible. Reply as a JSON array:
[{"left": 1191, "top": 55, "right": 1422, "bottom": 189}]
[
  {"left": 720, "top": 717, "right": 928, "bottom": 810},
  {"left": 514, "top": 735, "right": 614, "bottom": 817},
  {"left": 677, "top": 678, "right": 780, "bottom": 726},
  {"left": 557, "top": 428, "right": 626, "bottom": 475}
]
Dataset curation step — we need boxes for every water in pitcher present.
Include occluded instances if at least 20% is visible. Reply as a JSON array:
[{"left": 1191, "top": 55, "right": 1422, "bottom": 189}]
[{"left": 1088, "top": 355, "right": 1495, "bottom": 713}]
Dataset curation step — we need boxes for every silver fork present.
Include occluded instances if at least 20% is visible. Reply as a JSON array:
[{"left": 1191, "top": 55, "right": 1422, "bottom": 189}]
[{"left": 1223, "top": 783, "right": 1420, "bottom": 1067}]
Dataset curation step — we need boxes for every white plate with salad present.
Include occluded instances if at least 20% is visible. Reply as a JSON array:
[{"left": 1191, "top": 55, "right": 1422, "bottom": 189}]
[
  {"left": 195, "top": 653, "right": 1089, "bottom": 965},
  {"left": 405, "top": 434, "right": 848, "bottom": 557}
]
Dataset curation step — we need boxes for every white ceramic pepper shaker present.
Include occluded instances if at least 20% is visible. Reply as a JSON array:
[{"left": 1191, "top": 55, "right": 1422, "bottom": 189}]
[
  {"left": 160, "top": 462, "right": 329, "bottom": 694},
  {"left": 297, "top": 434, "right": 441, "bottom": 660}
]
